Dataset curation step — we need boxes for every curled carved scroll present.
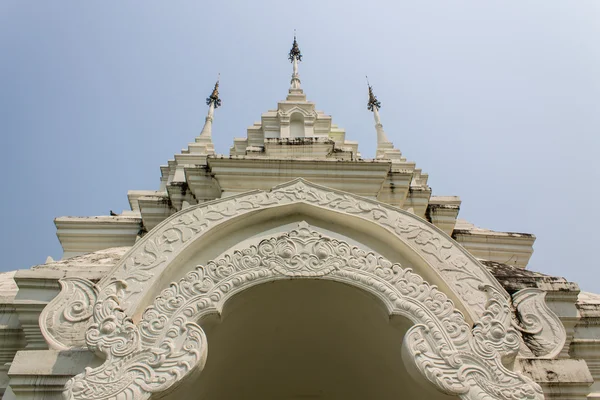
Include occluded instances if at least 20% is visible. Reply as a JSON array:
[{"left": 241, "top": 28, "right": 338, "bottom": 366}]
[
  {"left": 39, "top": 277, "right": 98, "bottom": 350},
  {"left": 64, "top": 226, "right": 543, "bottom": 400},
  {"left": 64, "top": 280, "right": 207, "bottom": 400},
  {"left": 512, "top": 288, "right": 566, "bottom": 359},
  {"left": 403, "top": 286, "right": 542, "bottom": 399}
]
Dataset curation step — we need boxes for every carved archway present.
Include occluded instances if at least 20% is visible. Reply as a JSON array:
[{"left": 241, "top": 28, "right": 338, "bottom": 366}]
[
  {"left": 56, "top": 224, "right": 543, "bottom": 400},
  {"left": 178, "top": 279, "right": 456, "bottom": 399},
  {"left": 99, "top": 179, "right": 509, "bottom": 321}
]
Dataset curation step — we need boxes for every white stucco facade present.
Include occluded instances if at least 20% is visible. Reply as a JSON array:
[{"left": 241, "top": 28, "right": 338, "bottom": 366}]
[{"left": 0, "top": 40, "right": 599, "bottom": 400}]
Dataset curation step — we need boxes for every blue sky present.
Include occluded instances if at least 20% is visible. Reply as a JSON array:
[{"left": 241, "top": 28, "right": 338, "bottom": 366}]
[{"left": 1, "top": 1, "right": 599, "bottom": 291}]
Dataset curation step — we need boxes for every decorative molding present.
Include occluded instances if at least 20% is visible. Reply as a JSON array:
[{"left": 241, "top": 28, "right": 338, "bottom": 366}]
[
  {"left": 64, "top": 280, "right": 206, "bottom": 400},
  {"left": 404, "top": 285, "right": 541, "bottom": 399},
  {"left": 39, "top": 278, "right": 98, "bottom": 350},
  {"left": 62, "top": 225, "right": 543, "bottom": 400},
  {"left": 99, "top": 179, "right": 506, "bottom": 320},
  {"left": 204, "top": 222, "right": 353, "bottom": 279},
  {"left": 512, "top": 288, "right": 566, "bottom": 359}
]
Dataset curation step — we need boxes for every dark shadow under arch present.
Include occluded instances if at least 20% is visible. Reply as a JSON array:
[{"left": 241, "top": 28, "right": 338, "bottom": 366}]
[{"left": 157, "top": 279, "right": 458, "bottom": 400}]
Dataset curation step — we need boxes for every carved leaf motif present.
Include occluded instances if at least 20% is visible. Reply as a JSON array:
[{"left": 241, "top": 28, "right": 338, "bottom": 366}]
[
  {"left": 177, "top": 211, "right": 209, "bottom": 242},
  {"left": 39, "top": 277, "right": 98, "bottom": 350},
  {"left": 162, "top": 228, "right": 180, "bottom": 243},
  {"left": 372, "top": 208, "right": 388, "bottom": 220},
  {"left": 140, "top": 267, "right": 214, "bottom": 345},
  {"left": 512, "top": 288, "right": 566, "bottom": 359},
  {"left": 378, "top": 215, "right": 491, "bottom": 310}
]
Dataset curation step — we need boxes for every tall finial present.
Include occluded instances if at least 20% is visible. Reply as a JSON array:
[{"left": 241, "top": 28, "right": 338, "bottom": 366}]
[
  {"left": 206, "top": 74, "right": 222, "bottom": 109},
  {"left": 288, "top": 31, "right": 303, "bottom": 91},
  {"left": 366, "top": 76, "right": 381, "bottom": 111},
  {"left": 288, "top": 30, "right": 302, "bottom": 62},
  {"left": 199, "top": 74, "right": 221, "bottom": 138},
  {"left": 365, "top": 76, "right": 390, "bottom": 147}
]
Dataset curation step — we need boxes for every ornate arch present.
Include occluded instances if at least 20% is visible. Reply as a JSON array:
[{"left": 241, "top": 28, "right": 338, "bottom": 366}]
[
  {"left": 101, "top": 179, "right": 508, "bottom": 320},
  {"left": 54, "top": 223, "right": 544, "bottom": 400}
]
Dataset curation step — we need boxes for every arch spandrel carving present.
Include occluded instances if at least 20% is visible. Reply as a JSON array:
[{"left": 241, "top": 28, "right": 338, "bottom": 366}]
[
  {"left": 98, "top": 179, "right": 504, "bottom": 322},
  {"left": 58, "top": 224, "right": 544, "bottom": 400}
]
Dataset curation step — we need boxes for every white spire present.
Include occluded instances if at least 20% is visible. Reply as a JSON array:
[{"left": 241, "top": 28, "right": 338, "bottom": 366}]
[
  {"left": 372, "top": 107, "right": 390, "bottom": 144},
  {"left": 288, "top": 31, "right": 302, "bottom": 91},
  {"left": 199, "top": 76, "right": 221, "bottom": 139},
  {"left": 367, "top": 78, "right": 402, "bottom": 160}
]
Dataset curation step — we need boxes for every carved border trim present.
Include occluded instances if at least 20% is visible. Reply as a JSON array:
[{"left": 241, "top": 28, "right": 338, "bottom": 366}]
[
  {"left": 61, "top": 225, "right": 543, "bottom": 400},
  {"left": 99, "top": 178, "right": 505, "bottom": 320}
]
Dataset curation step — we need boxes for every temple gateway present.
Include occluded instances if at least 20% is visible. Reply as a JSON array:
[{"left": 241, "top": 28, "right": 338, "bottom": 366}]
[{"left": 1, "top": 37, "right": 599, "bottom": 400}]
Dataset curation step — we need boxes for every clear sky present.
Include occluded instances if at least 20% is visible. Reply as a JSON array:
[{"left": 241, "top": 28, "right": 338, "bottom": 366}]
[{"left": 1, "top": 1, "right": 599, "bottom": 291}]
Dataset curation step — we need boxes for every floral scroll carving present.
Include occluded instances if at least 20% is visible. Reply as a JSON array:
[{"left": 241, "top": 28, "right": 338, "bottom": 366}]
[
  {"left": 64, "top": 280, "right": 207, "bottom": 400},
  {"left": 512, "top": 288, "right": 566, "bottom": 359},
  {"left": 404, "top": 285, "right": 534, "bottom": 399},
  {"left": 39, "top": 277, "right": 98, "bottom": 349},
  {"left": 61, "top": 225, "right": 543, "bottom": 400},
  {"left": 99, "top": 179, "right": 506, "bottom": 320}
]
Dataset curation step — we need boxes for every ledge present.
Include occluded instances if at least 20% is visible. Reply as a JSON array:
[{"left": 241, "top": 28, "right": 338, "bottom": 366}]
[
  {"left": 8, "top": 349, "right": 98, "bottom": 376},
  {"left": 482, "top": 260, "right": 579, "bottom": 294},
  {"left": 453, "top": 219, "right": 535, "bottom": 269},
  {"left": 517, "top": 358, "right": 593, "bottom": 388},
  {"left": 55, "top": 216, "right": 141, "bottom": 259}
]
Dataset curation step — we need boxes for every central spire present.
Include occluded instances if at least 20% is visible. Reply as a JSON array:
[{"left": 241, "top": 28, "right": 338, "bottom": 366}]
[
  {"left": 288, "top": 31, "right": 302, "bottom": 91},
  {"left": 199, "top": 76, "right": 221, "bottom": 139}
]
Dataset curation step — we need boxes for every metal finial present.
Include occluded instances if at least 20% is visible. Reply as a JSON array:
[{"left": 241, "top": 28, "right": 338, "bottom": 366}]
[
  {"left": 288, "top": 31, "right": 302, "bottom": 63},
  {"left": 367, "top": 77, "right": 381, "bottom": 111},
  {"left": 206, "top": 74, "right": 222, "bottom": 109}
]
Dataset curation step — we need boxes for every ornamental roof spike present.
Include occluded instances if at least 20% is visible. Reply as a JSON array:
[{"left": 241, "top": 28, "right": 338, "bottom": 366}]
[
  {"left": 288, "top": 30, "right": 302, "bottom": 62},
  {"left": 366, "top": 76, "right": 381, "bottom": 112},
  {"left": 288, "top": 30, "right": 302, "bottom": 91},
  {"left": 366, "top": 76, "right": 394, "bottom": 154},
  {"left": 206, "top": 74, "right": 222, "bottom": 109},
  {"left": 199, "top": 74, "right": 221, "bottom": 140}
]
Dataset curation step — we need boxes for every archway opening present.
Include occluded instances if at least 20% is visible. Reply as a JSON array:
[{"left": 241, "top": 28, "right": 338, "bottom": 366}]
[
  {"left": 160, "top": 280, "right": 458, "bottom": 400},
  {"left": 290, "top": 112, "right": 305, "bottom": 138}
]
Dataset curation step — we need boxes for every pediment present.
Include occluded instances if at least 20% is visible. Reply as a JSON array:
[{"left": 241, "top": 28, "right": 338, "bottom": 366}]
[{"left": 277, "top": 103, "right": 317, "bottom": 118}]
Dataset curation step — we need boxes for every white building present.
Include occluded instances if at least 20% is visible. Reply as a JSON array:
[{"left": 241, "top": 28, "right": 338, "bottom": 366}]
[{"left": 1, "top": 37, "right": 599, "bottom": 400}]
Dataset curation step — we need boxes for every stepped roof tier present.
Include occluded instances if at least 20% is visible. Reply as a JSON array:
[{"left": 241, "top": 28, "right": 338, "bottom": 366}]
[{"left": 53, "top": 37, "right": 535, "bottom": 269}]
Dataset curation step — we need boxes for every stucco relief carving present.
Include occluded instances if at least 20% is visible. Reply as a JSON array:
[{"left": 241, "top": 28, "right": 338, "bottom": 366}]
[
  {"left": 39, "top": 277, "right": 98, "bottom": 349},
  {"left": 206, "top": 223, "right": 357, "bottom": 278},
  {"left": 99, "top": 179, "right": 505, "bottom": 318},
  {"left": 64, "top": 282, "right": 207, "bottom": 400},
  {"left": 512, "top": 288, "right": 566, "bottom": 359},
  {"left": 61, "top": 225, "right": 543, "bottom": 400},
  {"left": 404, "top": 285, "right": 537, "bottom": 399}
]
